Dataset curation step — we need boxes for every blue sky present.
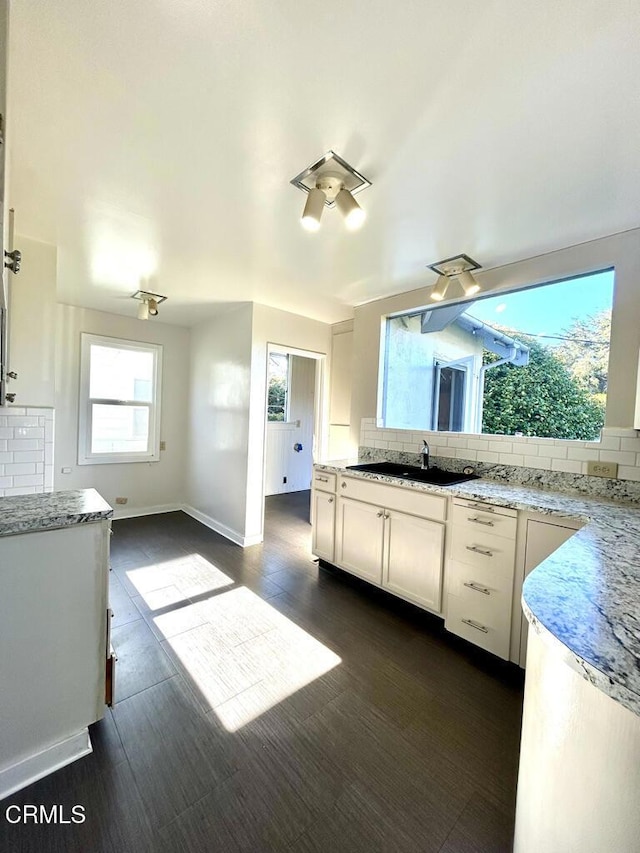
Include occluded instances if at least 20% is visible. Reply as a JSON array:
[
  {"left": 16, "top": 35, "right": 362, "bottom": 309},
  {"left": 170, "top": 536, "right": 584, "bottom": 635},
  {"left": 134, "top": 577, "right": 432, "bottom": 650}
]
[{"left": 465, "top": 269, "right": 614, "bottom": 344}]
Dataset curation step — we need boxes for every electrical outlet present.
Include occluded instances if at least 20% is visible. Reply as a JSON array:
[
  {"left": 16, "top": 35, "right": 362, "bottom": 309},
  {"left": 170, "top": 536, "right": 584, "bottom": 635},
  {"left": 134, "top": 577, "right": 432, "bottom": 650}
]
[
  {"left": 115, "top": 497, "right": 128, "bottom": 505},
  {"left": 587, "top": 460, "right": 618, "bottom": 478},
  {"left": 160, "top": 440, "right": 166, "bottom": 451}
]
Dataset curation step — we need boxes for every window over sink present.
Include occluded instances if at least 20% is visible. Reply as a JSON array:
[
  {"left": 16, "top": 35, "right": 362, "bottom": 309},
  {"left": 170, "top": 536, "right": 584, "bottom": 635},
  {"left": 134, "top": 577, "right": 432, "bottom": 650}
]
[
  {"left": 378, "top": 269, "right": 614, "bottom": 441},
  {"left": 78, "top": 334, "right": 162, "bottom": 464}
]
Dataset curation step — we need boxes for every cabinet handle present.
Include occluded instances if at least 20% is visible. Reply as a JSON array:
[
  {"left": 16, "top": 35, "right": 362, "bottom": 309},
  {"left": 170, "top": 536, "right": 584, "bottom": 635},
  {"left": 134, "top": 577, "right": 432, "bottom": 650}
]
[
  {"left": 316, "top": 476, "right": 329, "bottom": 482},
  {"left": 463, "top": 581, "right": 491, "bottom": 596},
  {"left": 466, "top": 502, "right": 495, "bottom": 512},
  {"left": 466, "top": 545, "right": 494, "bottom": 557},
  {"left": 467, "top": 516, "right": 494, "bottom": 527},
  {"left": 328, "top": 497, "right": 334, "bottom": 503},
  {"left": 384, "top": 512, "right": 390, "bottom": 519},
  {"left": 376, "top": 510, "right": 384, "bottom": 517},
  {"left": 462, "top": 618, "right": 489, "bottom": 634},
  {"left": 341, "top": 482, "right": 347, "bottom": 489}
]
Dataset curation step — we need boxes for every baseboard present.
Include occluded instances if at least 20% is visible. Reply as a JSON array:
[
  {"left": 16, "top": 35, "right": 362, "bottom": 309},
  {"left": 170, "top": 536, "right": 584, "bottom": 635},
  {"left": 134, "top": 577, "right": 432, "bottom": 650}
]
[
  {"left": 112, "top": 503, "right": 182, "bottom": 520},
  {"left": 0, "top": 729, "right": 92, "bottom": 801},
  {"left": 181, "top": 504, "right": 263, "bottom": 547}
]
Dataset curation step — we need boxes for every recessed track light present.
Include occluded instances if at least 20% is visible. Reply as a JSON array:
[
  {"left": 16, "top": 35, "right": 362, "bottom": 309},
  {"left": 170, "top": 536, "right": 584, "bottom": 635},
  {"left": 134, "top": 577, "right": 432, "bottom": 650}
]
[{"left": 291, "top": 151, "right": 371, "bottom": 232}]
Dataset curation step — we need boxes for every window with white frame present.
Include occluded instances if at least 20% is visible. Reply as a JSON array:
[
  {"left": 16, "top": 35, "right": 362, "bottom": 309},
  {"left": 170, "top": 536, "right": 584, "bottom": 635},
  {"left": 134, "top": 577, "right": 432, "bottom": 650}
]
[{"left": 78, "top": 334, "right": 162, "bottom": 464}]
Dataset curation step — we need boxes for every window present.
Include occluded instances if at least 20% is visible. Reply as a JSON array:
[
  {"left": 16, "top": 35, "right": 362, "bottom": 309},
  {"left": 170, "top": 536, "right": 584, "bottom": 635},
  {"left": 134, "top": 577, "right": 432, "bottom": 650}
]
[
  {"left": 79, "top": 334, "right": 162, "bottom": 464},
  {"left": 379, "top": 270, "right": 614, "bottom": 441},
  {"left": 267, "top": 353, "right": 289, "bottom": 421}
]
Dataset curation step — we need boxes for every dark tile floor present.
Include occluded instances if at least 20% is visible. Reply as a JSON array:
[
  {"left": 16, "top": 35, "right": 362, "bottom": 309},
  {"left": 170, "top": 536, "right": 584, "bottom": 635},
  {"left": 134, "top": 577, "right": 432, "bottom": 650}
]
[{"left": 1, "top": 492, "right": 524, "bottom": 852}]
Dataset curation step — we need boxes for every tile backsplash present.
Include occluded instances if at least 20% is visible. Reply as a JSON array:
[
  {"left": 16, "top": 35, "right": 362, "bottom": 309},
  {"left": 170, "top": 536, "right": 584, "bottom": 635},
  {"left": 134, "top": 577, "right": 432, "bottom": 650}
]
[
  {"left": 0, "top": 407, "right": 54, "bottom": 497},
  {"left": 360, "top": 418, "right": 640, "bottom": 502}
]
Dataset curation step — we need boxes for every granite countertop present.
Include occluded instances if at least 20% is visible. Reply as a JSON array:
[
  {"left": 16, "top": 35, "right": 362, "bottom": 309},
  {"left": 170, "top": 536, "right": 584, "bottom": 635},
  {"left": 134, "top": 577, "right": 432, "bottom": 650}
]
[
  {"left": 0, "top": 489, "right": 113, "bottom": 537},
  {"left": 316, "top": 459, "right": 640, "bottom": 718}
]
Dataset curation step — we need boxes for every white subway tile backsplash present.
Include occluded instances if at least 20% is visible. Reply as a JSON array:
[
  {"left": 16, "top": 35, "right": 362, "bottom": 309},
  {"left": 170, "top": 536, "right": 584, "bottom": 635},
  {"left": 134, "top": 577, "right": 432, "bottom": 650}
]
[
  {"left": 361, "top": 419, "right": 640, "bottom": 484},
  {"left": 0, "top": 407, "right": 55, "bottom": 497},
  {"left": 7, "top": 439, "right": 40, "bottom": 451},
  {"left": 618, "top": 466, "right": 640, "bottom": 482},
  {"left": 600, "top": 450, "right": 636, "bottom": 466},
  {"left": 567, "top": 448, "right": 594, "bottom": 461},
  {"left": 476, "top": 451, "right": 500, "bottom": 463},
  {"left": 499, "top": 453, "right": 524, "bottom": 467},
  {"left": 4, "top": 462, "right": 36, "bottom": 475},
  {"left": 525, "top": 455, "right": 551, "bottom": 470},
  {"left": 552, "top": 459, "right": 583, "bottom": 474}
]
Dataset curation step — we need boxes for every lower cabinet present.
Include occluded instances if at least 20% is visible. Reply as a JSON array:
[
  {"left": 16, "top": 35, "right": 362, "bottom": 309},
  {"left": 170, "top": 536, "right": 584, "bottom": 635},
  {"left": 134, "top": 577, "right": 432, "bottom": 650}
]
[
  {"left": 311, "top": 489, "right": 337, "bottom": 562},
  {"left": 335, "top": 495, "right": 444, "bottom": 613}
]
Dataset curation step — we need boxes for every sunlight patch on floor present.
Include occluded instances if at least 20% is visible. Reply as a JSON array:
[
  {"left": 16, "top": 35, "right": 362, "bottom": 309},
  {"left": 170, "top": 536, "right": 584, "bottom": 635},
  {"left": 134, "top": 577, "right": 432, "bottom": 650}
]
[
  {"left": 163, "top": 586, "right": 342, "bottom": 731},
  {"left": 124, "top": 553, "right": 234, "bottom": 602}
]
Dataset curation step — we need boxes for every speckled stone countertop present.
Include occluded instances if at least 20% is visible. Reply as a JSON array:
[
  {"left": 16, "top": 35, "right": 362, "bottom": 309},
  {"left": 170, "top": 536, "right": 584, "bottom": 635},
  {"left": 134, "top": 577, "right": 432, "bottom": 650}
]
[
  {"left": 316, "top": 459, "right": 640, "bottom": 717},
  {"left": 0, "top": 489, "right": 113, "bottom": 537}
]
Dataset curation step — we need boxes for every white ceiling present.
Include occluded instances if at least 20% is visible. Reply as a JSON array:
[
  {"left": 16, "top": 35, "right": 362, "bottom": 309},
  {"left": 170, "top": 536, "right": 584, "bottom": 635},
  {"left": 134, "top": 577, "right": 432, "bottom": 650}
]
[{"left": 9, "top": 0, "right": 640, "bottom": 326}]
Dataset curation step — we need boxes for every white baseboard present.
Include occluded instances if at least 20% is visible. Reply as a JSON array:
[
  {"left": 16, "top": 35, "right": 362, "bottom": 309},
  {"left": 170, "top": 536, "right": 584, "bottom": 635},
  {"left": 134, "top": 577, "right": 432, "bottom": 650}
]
[
  {"left": 181, "top": 504, "right": 263, "bottom": 548},
  {"left": 0, "top": 729, "right": 92, "bottom": 801},
  {"left": 113, "top": 503, "right": 182, "bottom": 520}
]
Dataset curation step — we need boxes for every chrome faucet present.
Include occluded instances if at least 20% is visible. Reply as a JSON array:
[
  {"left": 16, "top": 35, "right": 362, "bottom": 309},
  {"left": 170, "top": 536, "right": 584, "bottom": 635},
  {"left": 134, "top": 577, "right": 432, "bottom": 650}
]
[{"left": 421, "top": 439, "right": 430, "bottom": 470}]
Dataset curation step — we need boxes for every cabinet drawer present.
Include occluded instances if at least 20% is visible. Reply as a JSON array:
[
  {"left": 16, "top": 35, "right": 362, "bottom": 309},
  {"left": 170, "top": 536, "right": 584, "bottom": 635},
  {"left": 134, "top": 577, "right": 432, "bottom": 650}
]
[
  {"left": 313, "top": 470, "right": 337, "bottom": 493},
  {"left": 446, "top": 558, "right": 514, "bottom": 598},
  {"left": 450, "top": 524, "right": 516, "bottom": 577},
  {"left": 338, "top": 475, "right": 447, "bottom": 521},
  {"left": 452, "top": 498, "right": 517, "bottom": 520},
  {"left": 446, "top": 593, "right": 511, "bottom": 659},
  {"left": 451, "top": 503, "right": 517, "bottom": 539}
]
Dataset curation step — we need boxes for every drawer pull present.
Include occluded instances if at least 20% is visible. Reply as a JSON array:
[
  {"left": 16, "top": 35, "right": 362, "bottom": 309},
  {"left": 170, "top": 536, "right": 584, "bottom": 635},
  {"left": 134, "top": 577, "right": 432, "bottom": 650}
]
[
  {"left": 466, "top": 502, "right": 495, "bottom": 512},
  {"left": 467, "top": 516, "right": 494, "bottom": 527},
  {"left": 341, "top": 482, "right": 347, "bottom": 489},
  {"left": 463, "top": 581, "right": 491, "bottom": 596},
  {"left": 376, "top": 510, "right": 384, "bottom": 518},
  {"left": 328, "top": 497, "right": 334, "bottom": 503},
  {"left": 315, "top": 476, "right": 329, "bottom": 483},
  {"left": 462, "top": 618, "right": 489, "bottom": 634},
  {"left": 466, "top": 545, "right": 494, "bottom": 557}
]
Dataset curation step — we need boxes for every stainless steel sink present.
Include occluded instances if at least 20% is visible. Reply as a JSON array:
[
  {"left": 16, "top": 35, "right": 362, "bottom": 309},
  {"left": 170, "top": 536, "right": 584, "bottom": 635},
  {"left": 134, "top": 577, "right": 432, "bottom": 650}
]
[{"left": 345, "top": 461, "right": 480, "bottom": 486}]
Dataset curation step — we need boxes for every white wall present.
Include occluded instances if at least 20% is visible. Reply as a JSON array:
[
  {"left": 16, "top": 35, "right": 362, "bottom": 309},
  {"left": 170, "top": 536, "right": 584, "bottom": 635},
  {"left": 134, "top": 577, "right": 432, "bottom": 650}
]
[
  {"left": 184, "top": 303, "right": 253, "bottom": 544},
  {"left": 55, "top": 304, "right": 190, "bottom": 515},
  {"left": 350, "top": 228, "right": 640, "bottom": 447},
  {"left": 7, "top": 235, "right": 56, "bottom": 407}
]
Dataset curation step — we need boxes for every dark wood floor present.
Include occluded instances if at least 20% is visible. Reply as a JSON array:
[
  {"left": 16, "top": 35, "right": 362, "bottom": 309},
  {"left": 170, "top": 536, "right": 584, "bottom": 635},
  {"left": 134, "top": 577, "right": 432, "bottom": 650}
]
[{"left": 1, "top": 491, "right": 524, "bottom": 852}]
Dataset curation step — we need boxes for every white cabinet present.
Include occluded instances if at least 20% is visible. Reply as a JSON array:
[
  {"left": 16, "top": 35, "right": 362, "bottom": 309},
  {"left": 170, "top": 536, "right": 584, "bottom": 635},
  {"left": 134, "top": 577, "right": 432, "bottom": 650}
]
[
  {"left": 445, "top": 498, "right": 517, "bottom": 660},
  {"left": 384, "top": 509, "right": 444, "bottom": 611},
  {"left": 311, "top": 489, "right": 336, "bottom": 562},
  {"left": 336, "top": 496, "right": 386, "bottom": 584},
  {"left": 0, "top": 518, "right": 111, "bottom": 799},
  {"left": 334, "top": 475, "right": 446, "bottom": 614},
  {"left": 514, "top": 515, "right": 581, "bottom": 666},
  {"left": 311, "top": 469, "right": 338, "bottom": 561}
]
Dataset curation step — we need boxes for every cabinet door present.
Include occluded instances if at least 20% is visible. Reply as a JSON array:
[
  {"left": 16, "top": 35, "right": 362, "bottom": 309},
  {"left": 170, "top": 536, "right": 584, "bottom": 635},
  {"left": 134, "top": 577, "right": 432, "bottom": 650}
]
[
  {"left": 335, "top": 497, "right": 384, "bottom": 585},
  {"left": 383, "top": 510, "right": 444, "bottom": 613},
  {"left": 311, "top": 490, "right": 336, "bottom": 562}
]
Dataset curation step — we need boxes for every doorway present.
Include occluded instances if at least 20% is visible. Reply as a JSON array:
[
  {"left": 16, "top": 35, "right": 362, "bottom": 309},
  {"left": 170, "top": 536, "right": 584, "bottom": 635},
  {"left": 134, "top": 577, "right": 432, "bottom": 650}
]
[{"left": 264, "top": 349, "right": 320, "bottom": 496}]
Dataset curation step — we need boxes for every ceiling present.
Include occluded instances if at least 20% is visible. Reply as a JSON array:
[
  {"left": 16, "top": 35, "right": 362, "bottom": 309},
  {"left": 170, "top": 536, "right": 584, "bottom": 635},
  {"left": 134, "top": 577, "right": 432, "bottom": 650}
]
[{"left": 9, "top": 0, "right": 640, "bottom": 326}]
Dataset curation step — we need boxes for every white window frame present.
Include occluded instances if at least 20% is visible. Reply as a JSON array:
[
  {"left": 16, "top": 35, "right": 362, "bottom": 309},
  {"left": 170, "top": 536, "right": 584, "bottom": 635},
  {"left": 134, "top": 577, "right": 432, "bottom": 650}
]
[{"left": 78, "top": 333, "right": 163, "bottom": 465}]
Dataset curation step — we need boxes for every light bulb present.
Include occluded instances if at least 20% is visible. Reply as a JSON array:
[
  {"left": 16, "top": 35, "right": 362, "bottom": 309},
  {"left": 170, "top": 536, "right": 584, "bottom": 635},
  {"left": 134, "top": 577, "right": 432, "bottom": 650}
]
[
  {"left": 335, "top": 188, "right": 365, "bottom": 230},
  {"left": 301, "top": 187, "right": 326, "bottom": 231},
  {"left": 430, "top": 276, "right": 449, "bottom": 302}
]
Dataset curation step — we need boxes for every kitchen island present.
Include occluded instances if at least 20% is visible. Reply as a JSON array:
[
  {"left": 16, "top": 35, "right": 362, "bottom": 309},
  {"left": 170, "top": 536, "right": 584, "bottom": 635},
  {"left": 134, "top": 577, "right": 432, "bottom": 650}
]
[
  {"left": 0, "top": 489, "right": 113, "bottom": 800},
  {"left": 315, "top": 460, "right": 640, "bottom": 851}
]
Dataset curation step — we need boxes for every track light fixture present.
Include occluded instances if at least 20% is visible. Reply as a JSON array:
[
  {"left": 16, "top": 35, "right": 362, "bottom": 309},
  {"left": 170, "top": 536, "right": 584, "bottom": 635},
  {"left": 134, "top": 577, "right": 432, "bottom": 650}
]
[
  {"left": 428, "top": 254, "right": 483, "bottom": 302},
  {"left": 132, "top": 289, "right": 167, "bottom": 320},
  {"left": 291, "top": 151, "right": 371, "bottom": 233}
]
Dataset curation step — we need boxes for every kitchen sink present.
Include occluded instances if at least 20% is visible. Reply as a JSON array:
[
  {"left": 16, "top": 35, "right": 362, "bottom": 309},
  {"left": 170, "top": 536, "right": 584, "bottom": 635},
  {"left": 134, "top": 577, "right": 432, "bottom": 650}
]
[{"left": 345, "top": 461, "right": 480, "bottom": 486}]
